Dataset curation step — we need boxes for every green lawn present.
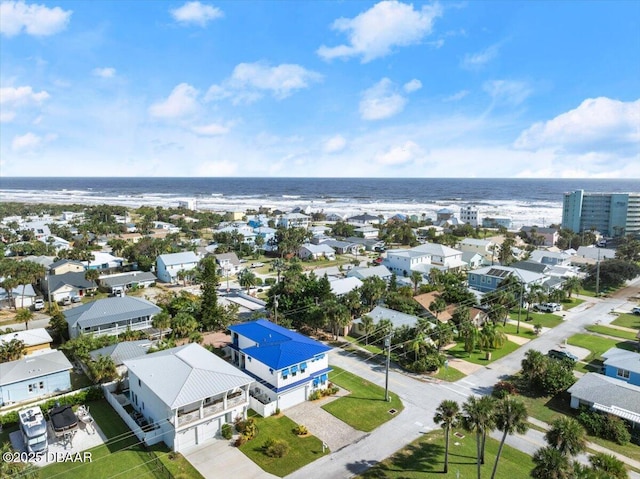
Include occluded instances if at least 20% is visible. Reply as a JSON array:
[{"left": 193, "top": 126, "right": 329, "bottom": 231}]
[
  {"left": 359, "top": 428, "right": 534, "bottom": 479},
  {"left": 345, "top": 335, "right": 385, "bottom": 355},
  {"left": 322, "top": 366, "right": 404, "bottom": 432},
  {"left": 430, "top": 365, "right": 466, "bottom": 382},
  {"left": 612, "top": 313, "right": 640, "bottom": 329},
  {"left": 562, "top": 297, "right": 585, "bottom": 309},
  {"left": 585, "top": 325, "right": 639, "bottom": 341},
  {"left": 500, "top": 323, "right": 536, "bottom": 339},
  {"left": 239, "top": 411, "right": 328, "bottom": 477},
  {"left": 447, "top": 340, "right": 520, "bottom": 365},
  {"left": 510, "top": 309, "right": 564, "bottom": 328},
  {"left": 567, "top": 333, "right": 637, "bottom": 374},
  {"left": 70, "top": 370, "right": 94, "bottom": 389},
  {"left": 41, "top": 399, "right": 201, "bottom": 479}
]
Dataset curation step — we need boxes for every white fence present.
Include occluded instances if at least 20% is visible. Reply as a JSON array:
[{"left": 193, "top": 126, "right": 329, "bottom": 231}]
[{"left": 249, "top": 396, "right": 278, "bottom": 418}]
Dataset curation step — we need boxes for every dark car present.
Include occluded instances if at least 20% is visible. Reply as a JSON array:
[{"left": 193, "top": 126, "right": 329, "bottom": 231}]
[
  {"left": 632, "top": 307, "right": 640, "bottom": 315},
  {"left": 548, "top": 349, "right": 578, "bottom": 362}
]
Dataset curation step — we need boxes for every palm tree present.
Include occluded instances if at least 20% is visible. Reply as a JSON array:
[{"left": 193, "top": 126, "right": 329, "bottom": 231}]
[
  {"left": 491, "top": 396, "right": 529, "bottom": 479},
  {"left": 462, "top": 395, "right": 496, "bottom": 479},
  {"left": 524, "top": 284, "right": 546, "bottom": 320},
  {"left": 360, "top": 314, "right": 375, "bottom": 345},
  {"left": 588, "top": 452, "right": 628, "bottom": 479},
  {"left": 410, "top": 270, "right": 422, "bottom": 294},
  {"left": 434, "top": 321, "right": 454, "bottom": 352},
  {"left": 88, "top": 354, "right": 118, "bottom": 383},
  {"left": 545, "top": 417, "right": 587, "bottom": 457},
  {"left": 563, "top": 276, "right": 582, "bottom": 299},
  {"left": 16, "top": 307, "right": 33, "bottom": 330},
  {"left": 521, "top": 349, "right": 547, "bottom": 389},
  {"left": 429, "top": 297, "right": 447, "bottom": 320},
  {"left": 0, "top": 338, "right": 26, "bottom": 362},
  {"left": 152, "top": 310, "right": 171, "bottom": 339},
  {"left": 531, "top": 446, "right": 573, "bottom": 479},
  {"left": 433, "top": 399, "right": 461, "bottom": 474},
  {"left": 238, "top": 269, "right": 257, "bottom": 293},
  {"left": 85, "top": 268, "right": 100, "bottom": 286}
]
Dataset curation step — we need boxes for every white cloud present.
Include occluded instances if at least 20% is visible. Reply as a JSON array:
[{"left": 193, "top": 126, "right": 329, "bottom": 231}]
[
  {"left": 206, "top": 62, "right": 323, "bottom": 103},
  {"left": 462, "top": 44, "right": 500, "bottom": 69},
  {"left": 191, "top": 123, "right": 230, "bottom": 136},
  {"left": 149, "top": 83, "right": 199, "bottom": 119},
  {"left": 483, "top": 80, "right": 531, "bottom": 106},
  {"left": 515, "top": 97, "right": 640, "bottom": 152},
  {"left": 0, "top": 85, "right": 50, "bottom": 105},
  {"left": 443, "top": 90, "right": 469, "bottom": 102},
  {"left": 374, "top": 140, "right": 423, "bottom": 165},
  {"left": 11, "top": 131, "right": 55, "bottom": 151},
  {"left": 323, "top": 134, "right": 347, "bottom": 153},
  {"left": 0, "top": 0, "right": 71, "bottom": 37},
  {"left": 317, "top": 0, "right": 442, "bottom": 63},
  {"left": 92, "top": 67, "right": 116, "bottom": 78},
  {"left": 0, "top": 111, "right": 16, "bottom": 123},
  {"left": 403, "top": 79, "right": 422, "bottom": 93},
  {"left": 170, "top": 1, "right": 223, "bottom": 26},
  {"left": 360, "top": 78, "right": 407, "bottom": 121}
]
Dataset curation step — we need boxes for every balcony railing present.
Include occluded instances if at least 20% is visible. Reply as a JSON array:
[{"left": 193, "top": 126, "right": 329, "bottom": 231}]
[{"left": 175, "top": 394, "right": 247, "bottom": 427}]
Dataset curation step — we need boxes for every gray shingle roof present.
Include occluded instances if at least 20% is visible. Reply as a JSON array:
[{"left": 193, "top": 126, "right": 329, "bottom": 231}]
[
  {"left": 89, "top": 340, "right": 155, "bottom": 366},
  {"left": 45, "top": 271, "right": 96, "bottom": 293},
  {"left": 64, "top": 296, "right": 161, "bottom": 330},
  {"left": 124, "top": 343, "right": 253, "bottom": 409},
  {"left": 0, "top": 350, "right": 72, "bottom": 386},
  {"left": 567, "top": 373, "right": 640, "bottom": 416},
  {"left": 100, "top": 272, "right": 157, "bottom": 288}
]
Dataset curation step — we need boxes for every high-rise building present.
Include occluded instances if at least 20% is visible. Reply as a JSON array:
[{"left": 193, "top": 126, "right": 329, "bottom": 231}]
[
  {"left": 460, "top": 205, "right": 478, "bottom": 227},
  {"left": 562, "top": 190, "right": 640, "bottom": 237}
]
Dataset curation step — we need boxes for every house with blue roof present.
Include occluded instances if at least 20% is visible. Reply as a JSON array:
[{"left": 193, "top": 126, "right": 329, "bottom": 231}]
[{"left": 227, "top": 319, "right": 331, "bottom": 413}]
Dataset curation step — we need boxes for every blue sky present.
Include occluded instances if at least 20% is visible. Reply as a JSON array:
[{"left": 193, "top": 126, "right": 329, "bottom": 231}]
[{"left": 1, "top": 0, "right": 638, "bottom": 178}]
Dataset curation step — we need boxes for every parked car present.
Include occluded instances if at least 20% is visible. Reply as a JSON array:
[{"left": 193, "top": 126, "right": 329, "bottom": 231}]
[
  {"left": 71, "top": 295, "right": 82, "bottom": 303},
  {"left": 534, "top": 303, "right": 555, "bottom": 313},
  {"left": 59, "top": 297, "right": 71, "bottom": 306},
  {"left": 632, "top": 307, "right": 640, "bottom": 315},
  {"left": 251, "top": 262, "right": 264, "bottom": 268},
  {"left": 33, "top": 299, "right": 45, "bottom": 311},
  {"left": 548, "top": 349, "right": 578, "bottom": 362}
]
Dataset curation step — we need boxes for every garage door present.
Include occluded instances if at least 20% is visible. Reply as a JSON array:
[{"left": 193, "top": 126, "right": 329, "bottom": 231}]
[
  {"left": 201, "top": 418, "right": 221, "bottom": 440},
  {"left": 278, "top": 386, "right": 307, "bottom": 410},
  {"left": 176, "top": 427, "right": 197, "bottom": 452}
]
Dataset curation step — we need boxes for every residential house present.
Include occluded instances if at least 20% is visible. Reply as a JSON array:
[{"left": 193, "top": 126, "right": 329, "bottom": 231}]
[
  {"left": 383, "top": 248, "right": 431, "bottom": 277},
  {"left": 412, "top": 243, "right": 466, "bottom": 271},
  {"left": 329, "top": 277, "right": 363, "bottom": 297},
  {"left": 64, "top": 296, "right": 161, "bottom": 338},
  {"left": 0, "top": 328, "right": 52, "bottom": 356},
  {"left": 353, "top": 226, "right": 379, "bottom": 239},
  {"left": 467, "top": 266, "right": 546, "bottom": 293},
  {"left": 99, "top": 271, "right": 157, "bottom": 294},
  {"left": 298, "top": 243, "right": 336, "bottom": 261},
  {"left": 0, "top": 284, "right": 38, "bottom": 309},
  {"left": 567, "top": 373, "right": 640, "bottom": 430},
  {"left": 43, "top": 271, "right": 97, "bottom": 302},
  {"left": 90, "top": 339, "right": 155, "bottom": 375},
  {"left": 214, "top": 252, "right": 242, "bottom": 275},
  {"left": 277, "top": 213, "right": 310, "bottom": 229},
  {"left": 152, "top": 221, "right": 181, "bottom": 233},
  {"left": 123, "top": 343, "right": 253, "bottom": 452},
  {"left": 48, "top": 259, "right": 85, "bottom": 275},
  {"left": 253, "top": 226, "right": 277, "bottom": 249},
  {"left": 520, "top": 227, "right": 559, "bottom": 247},
  {"left": 21, "top": 255, "right": 55, "bottom": 271},
  {"left": 21, "top": 221, "right": 51, "bottom": 241},
  {"left": 602, "top": 347, "right": 640, "bottom": 387},
  {"left": 87, "top": 252, "right": 124, "bottom": 271},
  {"left": 325, "top": 213, "right": 346, "bottom": 222},
  {"left": 345, "top": 237, "right": 386, "bottom": 252},
  {"left": 217, "top": 223, "right": 256, "bottom": 244},
  {"left": 347, "top": 265, "right": 393, "bottom": 283},
  {"left": 347, "top": 213, "right": 381, "bottom": 225},
  {"left": 156, "top": 251, "right": 199, "bottom": 284},
  {"left": 40, "top": 235, "right": 71, "bottom": 252},
  {"left": 529, "top": 250, "right": 573, "bottom": 267},
  {"left": 351, "top": 306, "right": 433, "bottom": 337},
  {"left": 0, "top": 350, "right": 72, "bottom": 406},
  {"left": 460, "top": 206, "right": 479, "bottom": 227},
  {"left": 461, "top": 252, "right": 484, "bottom": 270},
  {"left": 320, "top": 239, "right": 361, "bottom": 255},
  {"left": 458, "top": 238, "right": 496, "bottom": 265},
  {"left": 227, "top": 319, "right": 331, "bottom": 412},
  {"left": 575, "top": 246, "right": 616, "bottom": 262}
]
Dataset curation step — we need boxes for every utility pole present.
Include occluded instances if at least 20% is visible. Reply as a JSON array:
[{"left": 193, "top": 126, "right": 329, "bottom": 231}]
[
  {"left": 273, "top": 295, "right": 279, "bottom": 325},
  {"left": 595, "top": 248, "right": 601, "bottom": 297},
  {"left": 384, "top": 334, "right": 391, "bottom": 402},
  {"left": 516, "top": 281, "right": 524, "bottom": 334}
]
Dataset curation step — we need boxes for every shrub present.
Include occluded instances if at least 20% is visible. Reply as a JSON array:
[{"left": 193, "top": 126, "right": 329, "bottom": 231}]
[
  {"left": 234, "top": 417, "right": 257, "bottom": 439},
  {"left": 221, "top": 423, "right": 233, "bottom": 440},
  {"left": 308, "top": 390, "right": 322, "bottom": 401},
  {"left": 234, "top": 435, "right": 247, "bottom": 447},
  {"left": 603, "top": 415, "right": 631, "bottom": 445},
  {"left": 263, "top": 438, "right": 290, "bottom": 458},
  {"left": 274, "top": 408, "right": 281, "bottom": 416},
  {"left": 492, "top": 380, "right": 518, "bottom": 399},
  {"left": 293, "top": 424, "right": 308, "bottom": 435},
  {"left": 577, "top": 409, "right": 631, "bottom": 445},
  {"left": 533, "top": 323, "right": 542, "bottom": 335},
  {"left": 264, "top": 278, "right": 276, "bottom": 286}
]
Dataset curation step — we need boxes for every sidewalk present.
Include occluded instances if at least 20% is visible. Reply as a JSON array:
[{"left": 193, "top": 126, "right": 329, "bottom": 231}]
[{"left": 528, "top": 417, "right": 640, "bottom": 471}]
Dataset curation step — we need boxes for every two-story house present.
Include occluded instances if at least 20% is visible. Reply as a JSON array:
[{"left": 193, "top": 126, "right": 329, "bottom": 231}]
[
  {"left": 124, "top": 343, "right": 253, "bottom": 452},
  {"left": 383, "top": 249, "right": 431, "bottom": 277},
  {"left": 277, "top": 213, "right": 310, "bottom": 229},
  {"left": 156, "top": 251, "right": 199, "bottom": 284},
  {"left": 227, "top": 319, "right": 332, "bottom": 412},
  {"left": 467, "top": 266, "right": 547, "bottom": 293},
  {"left": 602, "top": 347, "right": 640, "bottom": 386}
]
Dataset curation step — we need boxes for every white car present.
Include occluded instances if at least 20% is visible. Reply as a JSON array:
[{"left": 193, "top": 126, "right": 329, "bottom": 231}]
[
  {"left": 33, "top": 299, "right": 45, "bottom": 311},
  {"left": 251, "top": 262, "right": 264, "bottom": 268}
]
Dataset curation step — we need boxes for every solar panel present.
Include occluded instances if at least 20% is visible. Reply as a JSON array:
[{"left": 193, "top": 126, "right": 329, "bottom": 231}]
[{"left": 486, "top": 268, "right": 511, "bottom": 278}]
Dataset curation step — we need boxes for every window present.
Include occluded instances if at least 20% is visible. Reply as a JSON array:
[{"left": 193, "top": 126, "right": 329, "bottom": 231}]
[
  {"left": 39, "top": 382, "right": 44, "bottom": 389},
  {"left": 617, "top": 368, "right": 630, "bottom": 379},
  {"left": 28, "top": 383, "right": 37, "bottom": 393},
  {"left": 138, "top": 379, "right": 141, "bottom": 387}
]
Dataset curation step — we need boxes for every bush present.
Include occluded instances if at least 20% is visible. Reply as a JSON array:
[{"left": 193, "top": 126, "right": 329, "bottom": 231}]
[
  {"left": 603, "top": 415, "right": 631, "bottom": 445},
  {"left": 264, "top": 278, "right": 276, "bottom": 286},
  {"left": 577, "top": 409, "right": 631, "bottom": 445},
  {"left": 308, "top": 390, "right": 322, "bottom": 401},
  {"left": 539, "top": 359, "right": 576, "bottom": 395},
  {"left": 234, "top": 435, "right": 247, "bottom": 447},
  {"left": 492, "top": 380, "right": 518, "bottom": 399},
  {"left": 234, "top": 417, "right": 257, "bottom": 440},
  {"left": 263, "top": 438, "right": 290, "bottom": 458},
  {"left": 221, "top": 423, "right": 233, "bottom": 440},
  {"left": 293, "top": 424, "right": 308, "bottom": 435}
]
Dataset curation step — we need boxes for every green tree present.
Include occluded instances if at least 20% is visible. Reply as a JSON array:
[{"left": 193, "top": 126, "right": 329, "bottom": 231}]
[
  {"left": 360, "top": 276, "right": 387, "bottom": 307},
  {"left": 562, "top": 276, "right": 582, "bottom": 299},
  {"left": 462, "top": 395, "right": 496, "bottom": 478},
  {"left": 433, "top": 399, "right": 461, "bottom": 474},
  {"left": 238, "top": 269, "right": 258, "bottom": 293},
  {"left": 531, "top": 446, "right": 573, "bottom": 479},
  {"left": 360, "top": 314, "right": 375, "bottom": 345},
  {"left": 545, "top": 417, "right": 587, "bottom": 457},
  {"left": 152, "top": 310, "right": 171, "bottom": 339},
  {"left": 521, "top": 349, "right": 547, "bottom": 389},
  {"left": 16, "top": 308, "right": 33, "bottom": 330},
  {"left": 84, "top": 268, "right": 100, "bottom": 283},
  {"left": 88, "top": 354, "right": 118, "bottom": 383},
  {"left": 491, "top": 397, "right": 529, "bottom": 479},
  {"left": 410, "top": 270, "right": 423, "bottom": 294},
  {"left": 0, "top": 338, "right": 26, "bottom": 362},
  {"left": 434, "top": 321, "right": 454, "bottom": 351},
  {"left": 199, "top": 257, "right": 222, "bottom": 330},
  {"left": 429, "top": 297, "right": 447, "bottom": 320},
  {"left": 615, "top": 234, "right": 640, "bottom": 262},
  {"left": 498, "top": 236, "right": 516, "bottom": 265},
  {"left": 171, "top": 312, "right": 198, "bottom": 338},
  {"left": 587, "top": 452, "right": 628, "bottom": 479}
]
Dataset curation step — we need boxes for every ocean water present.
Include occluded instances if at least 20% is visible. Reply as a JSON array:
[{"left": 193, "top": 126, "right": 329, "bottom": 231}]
[{"left": 1, "top": 177, "right": 638, "bottom": 228}]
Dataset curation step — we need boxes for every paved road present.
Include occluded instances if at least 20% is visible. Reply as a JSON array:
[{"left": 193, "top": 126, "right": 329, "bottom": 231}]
[{"left": 287, "top": 277, "right": 640, "bottom": 479}]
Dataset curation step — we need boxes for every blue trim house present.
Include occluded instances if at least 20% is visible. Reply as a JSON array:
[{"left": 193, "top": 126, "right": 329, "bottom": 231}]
[
  {"left": 602, "top": 347, "right": 640, "bottom": 387},
  {"left": 467, "top": 266, "right": 546, "bottom": 293},
  {"left": 227, "top": 319, "right": 331, "bottom": 412},
  {"left": 0, "top": 350, "right": 72, "bottom": 406}
]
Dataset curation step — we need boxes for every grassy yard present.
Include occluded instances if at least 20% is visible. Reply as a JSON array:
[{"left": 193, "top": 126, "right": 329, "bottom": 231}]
[
  {"left": 500, "top": 323, "right": 537, "bottom": 339},
  {"left": 323, "top": 366, "right": 404, "bottom": 432},
  {"left": 41, "top": 399, "right": 201, "bottom": 479},
  {"left": 612, "top": 313, "right": 640, "bottom": 329},
  {"left": 562, "top": 297, "right": 585, "bottom": 309},
  {"left": 70, "top": 370, "right": 94, "bottom": 389},
  {"left": 430, "top": 365, "right": 466, "bottom": 382},
  {"left": 239, "top": 411, "right": 328, "bottom": 477},
  {"left": 568, "top": 333, "right": 637, "bottom": 374},
  {"left": 359, "top": 428, "right": 534, "bottom": 479},
  {"left": 345, "top": 335, "right": 385, "bottom": 355},
  {"left": 447, "top": 340, "right": 520, "bottom": 366},
  {"left": 585, "top": 325, "right": 639, "bottom": 341},
  {"left": 509, "top": 309, "right": 564, "bottom": 328}
]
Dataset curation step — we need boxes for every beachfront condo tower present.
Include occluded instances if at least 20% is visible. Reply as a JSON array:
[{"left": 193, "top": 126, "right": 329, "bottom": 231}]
[{"left": 562, "top": 190, "right": 640, "bottom": 238}]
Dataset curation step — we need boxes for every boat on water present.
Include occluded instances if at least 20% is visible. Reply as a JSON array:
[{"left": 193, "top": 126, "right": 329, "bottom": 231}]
[{"left": 18, "top": 406, "right": 48, "bottom": 454}]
